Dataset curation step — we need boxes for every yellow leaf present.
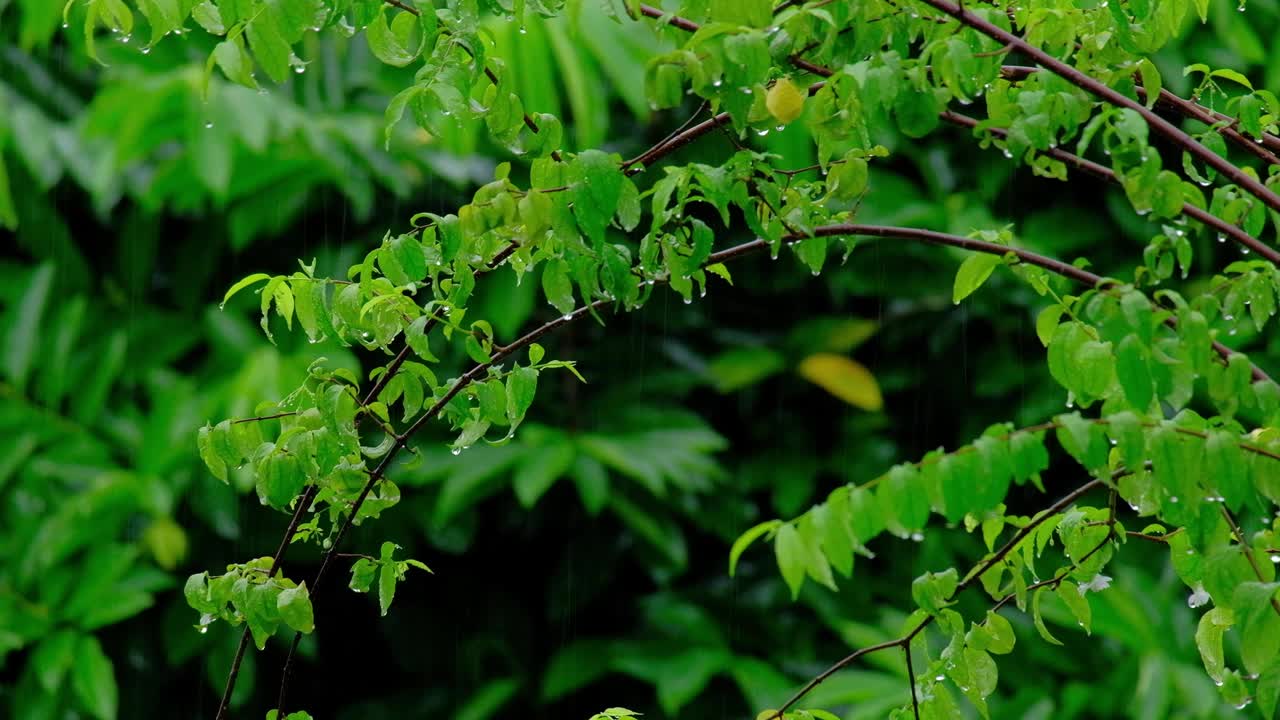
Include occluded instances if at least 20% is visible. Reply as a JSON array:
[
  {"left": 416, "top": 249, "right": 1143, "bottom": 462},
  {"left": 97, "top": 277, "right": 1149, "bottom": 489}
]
[
  {"left": 766, "top": 78, "right": 805, "bottom": 125},
  {"left": 797, "top": 353, "right": 883, "bottom": 411}
]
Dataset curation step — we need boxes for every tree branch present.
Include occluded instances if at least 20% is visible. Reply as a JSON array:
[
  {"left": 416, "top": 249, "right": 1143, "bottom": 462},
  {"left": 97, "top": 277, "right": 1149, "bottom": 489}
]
[
  {"left": 917, "top": 0, "right": 1280, "bottom": 215},
  {"left": 940, "top": 110, "right": 1280, "bottom": 264}
]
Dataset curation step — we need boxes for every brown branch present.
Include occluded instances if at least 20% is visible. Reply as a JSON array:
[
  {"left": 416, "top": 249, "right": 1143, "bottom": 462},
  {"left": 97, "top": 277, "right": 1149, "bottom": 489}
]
[
  {"left": 918, "top": 0, "right": 1280, "bottom": 214},
  {"left": 769, "top": 477, "right": 1105, "bottom": 719},
  {"left": 997, "top": 66, "right": 1280, "bottom": 168},
  {"left": 940, "top": 110, "right": 1280, "bottom": 264}
]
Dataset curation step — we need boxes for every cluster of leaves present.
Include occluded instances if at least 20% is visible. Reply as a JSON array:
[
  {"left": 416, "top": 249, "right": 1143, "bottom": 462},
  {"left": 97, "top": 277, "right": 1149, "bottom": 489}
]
[{"left": 18, "top": 0, "right": 1280, "bottom": 717}]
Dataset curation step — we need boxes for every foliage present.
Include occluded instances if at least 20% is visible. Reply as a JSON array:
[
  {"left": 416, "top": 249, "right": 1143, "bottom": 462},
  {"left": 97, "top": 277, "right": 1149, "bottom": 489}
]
[{"left": 7, "top": 0, "right": 1280, "bottom": 718}]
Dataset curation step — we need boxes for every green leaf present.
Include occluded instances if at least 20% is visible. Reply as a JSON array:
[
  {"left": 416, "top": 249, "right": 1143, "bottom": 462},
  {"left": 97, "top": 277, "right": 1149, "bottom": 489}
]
[
  {"left": 911, "top": 568, "right": 958, "bottom": 615},
  {"left": 349, "top": 558, "right": 377, "bottom": 593},
  {"left": 878, "top": 463, "right": 930, "bottom": 532},
  {"left": 706, "top": 346, "right": 785, "bottom": 393},
  {"left": 378, "top": 542, "right": 400, "bottom": 616},
  {"left": 513, "top": 442, "right": 575, "bottom": 508},
  {"left": 953, "top": 253, "right": 1003, "bottom": 304},
  {"left": 1195, "top": 606, "right": 1233, "bottom": 683},
  {"left": 32, "top": 630, "right": 79, "bottom": 692},
  {"left": 71, "top": 635, "right": 117, "bottom": 720},
  {"left": 1055, "top": 580, "right": 1092, "bottom": 634},
  {"left": 4, "top": 263, "right": 53, "bottom": 389},
  {"left": 774, "top": 524, "right": 807, "bottom": 599},
  {"left": 506, "top": 367, "right": 539, "bottom": 427},
  {"left": 983, "top": 611, "right": 1016, "bottom": 654},
  {"left": 1031, "top": 587, "right": 1064, "bottom": 645},
  {"left": 277, "top": 583, "right": 315, "bottom": 634},
  {"left": 1234, "top": 582, "right": 1280, "bottom": 674},
  {"left": 542, "top": 260, "right": 575, "bottom": 316},
  {"left": 221, "top": 273, "right": 272, "bottom": 308},
  {"left": 729, "top": 520, "right": 781, "bottom": 577}
]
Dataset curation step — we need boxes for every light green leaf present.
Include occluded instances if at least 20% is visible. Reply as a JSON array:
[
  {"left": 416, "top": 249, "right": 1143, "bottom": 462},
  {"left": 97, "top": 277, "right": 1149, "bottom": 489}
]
[
  {"left": 730, "top": 520, "right": 781, "bottom": 577},
  {"left": 953, "top": 252, "right": 1003, "bottom": 304},
  {"left": 71, "top": 635, "right": 117, "bottom": 720}
]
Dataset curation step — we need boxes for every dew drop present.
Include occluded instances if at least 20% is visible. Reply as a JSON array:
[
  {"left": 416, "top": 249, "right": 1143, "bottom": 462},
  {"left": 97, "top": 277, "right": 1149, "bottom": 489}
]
[
  {"left": 294, "top": 65, "right": 306, "bottom": 74},
  {"left": 62, "top": 22, "right": 69, "bottom": 28},
  {"left": 121, "top": 33, "right": 131, "bottom": 43},
  {"left": 756, "top": 129, "right": 770, "bottom": 137},
  {"left": 1271, "top": 555, "right": 1280, "bottom": 563},
  {"left": 141, "top": 46, "right": 151, "bottom": 54},
  {"left": 451, "top": 447, "right": 462, "bottom": 456},
  {"left": 205, "top": 121, "right": 214, "bottom": 129},
  {"left": 1170, "top": 496, "right": 1179, "bottom": 503},
  {"left": 1217, "top": 234, "right": 1228, "bottom": 243},
  {"left": 1215, "top": 680, "right": 1225, "bottom": 687},
  {"left": 519, "top": 25, "right": 527, "bottom": 34},
  {"left": 1001, "top": 148, "right": 1013, "bottom": 158},
  {"left": 562, "top": 314, "right": 573, "bottom": 321},
  {"left": 740, "top": 86, "right": 753, "bottom": 95},
  {"left": 910, "top": 532, "right": 925, "bottom": 542},
  {"left": 1236, "top": 700, "right": 1252, "bottom": 709},
  {"left": 712, "top": 79, "right": 723, "bottom": 88},
  {"left": 683, "top": 297, "right": 693, "bottom": 305},
  {"left": 775, "top": 125, "right": 786, "bottom": 132},
  {"left": 1199, "top": 178, "right": 1213, "bottom": 186},
  {"left": 198, "top": 625, "right": 209, "bottom": 634}
]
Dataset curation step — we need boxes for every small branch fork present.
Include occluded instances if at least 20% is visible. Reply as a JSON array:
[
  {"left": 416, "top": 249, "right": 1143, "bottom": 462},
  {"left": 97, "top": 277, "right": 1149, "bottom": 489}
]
[{"left": 766, "top": 478, "right": 1105, "bottom": 720}]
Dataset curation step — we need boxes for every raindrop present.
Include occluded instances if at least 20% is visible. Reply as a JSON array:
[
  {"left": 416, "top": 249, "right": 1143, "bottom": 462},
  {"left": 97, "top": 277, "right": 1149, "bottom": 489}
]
[
  {"left": 740, "top": 86, "right": 753, "bottom": 95},
  {"left": 1217, "top": 234, "right": 1228, "bottom": 243},
  {"left": 1065, "top": 399, "right": 1074, "bottom": 409},
  {"left": 756, "top": 129, "right": 770, "bottom": 137},
  {"left": 451, "top": 447, "right": 462, "bottom": 456},
  {"left": 141, "top": 46, "right": 151, "bottom": 54},
  {"left": 1242, "top": 247, "right": 1251, "bottom": 254},
  {"left": 712, "top": 79, "right": 723, "bottom": 88},
  {"left": 910, "top": 532, "right": 925, "bottom": 542},
  {"left": 646, "top": 279, "right": 656, "bottom": 286},
  {"left": 1236, "top": 700, "right": 1252, "bottom": 710},
  {"left": 683, "top": 297, "right": 692, "bottom": 304},
  {"left": 1215, "top": 680, "right": 1225, "bottom": 687},
  {"left": 519, "top": 25, "right": 527, "bottom": 34},
  {"left": 1271, "top": 555, "right": 1280, "bottom": 563},
  {"left": 121, "top": 33, "right": 131, "bottom": 43},
  {"left": 505, "top": 14, "right": 515, "bottom": 21},
  {"left": 62, "top": 22, "right": 69, "bottom": 28},
  {"left": 1170, "top": 496, "right": 1179, "bottom": 503},
  {"left": 958, "top": 97, "right": 972, "bottom": 105},
  {"left": 205, "top": 121, "right": 214, "bottom": 129},
  {"left": 935, "top": 675, "right": 946, "bottom": 681},
  {"left": 775, "top": 125, "right": 786, "bottom": 132},
  {"left": 1001, "top": 149, "right": 1013, "bottom": 158},
  {"left": 1229, "top": 328, "right": 1238, "bottom": 335},
  {"left": 294, "top": 65, "right": 306, "bottom": 74},
  {"left": 1199, "top": 178, "right": 1213, "bottom": 186},
  {"left": 562, "top": 314, "right": 573, "bottom": 321},
  {"left": 198, "top": 626, "right": 209, "bottom": 634}
]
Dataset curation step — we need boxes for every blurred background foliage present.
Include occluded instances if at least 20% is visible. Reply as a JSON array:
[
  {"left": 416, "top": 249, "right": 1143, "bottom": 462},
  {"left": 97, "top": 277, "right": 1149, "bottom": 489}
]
[{"left": 2, "top": 0, "right": 1279, "bottom": 718}]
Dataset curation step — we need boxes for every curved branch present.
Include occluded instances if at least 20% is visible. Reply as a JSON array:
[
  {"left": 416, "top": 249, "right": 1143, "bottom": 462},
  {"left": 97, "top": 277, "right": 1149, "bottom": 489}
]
[
  {"left": 997, "top": 66, "right": 1280, "bottom": 167},
  {"left": 940, "top": 111, "right": 1280, "bottom": 264},
  {"left": 769, "top": 477, "right": 1105, "bottom": 719},
  {"left": 918, "top": 0, "right": 1280, "bottom": 215}
]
